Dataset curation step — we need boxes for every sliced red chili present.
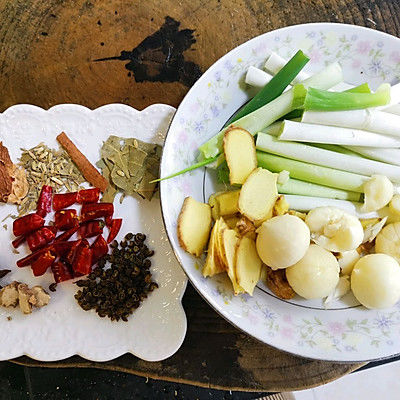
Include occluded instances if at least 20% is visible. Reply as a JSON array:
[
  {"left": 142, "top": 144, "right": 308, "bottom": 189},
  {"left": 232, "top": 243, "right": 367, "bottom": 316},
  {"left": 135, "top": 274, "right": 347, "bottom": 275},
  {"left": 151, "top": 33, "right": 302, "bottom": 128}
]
[
  {"left": 78, "top": 220, "right": 104, "bottom": 239},
  {"left": 12, "top": 225, "right": 57, "bottom": 249},
  {"left": 54, "top": 209, "right": 79, "bottom": 231},
  {"left": 36, "top": 185, "right": 53, "bottom": 218},
  {"left": 26, "top": 227, "right": 56, "bottom": 252},
  {"left": 16, "top": 246, "right": 49, "bottom": 268},
  {"left": 13, "top": 213, "right": 44, "bottom": 237},
  {"left": 31, "top": 251, "right": 56, "bottom": 277},
  {"left": 52, "top": 192, "right": 78, "bottom": 211},
  {"left": 77, "top": 188, "right": 100, "bottom": 204},
  {"left": 91, "top": 235, "right": 108, "bottom": 265},
  {"left": 80, "top": 203, "right": 113, "bottom": 222},
  {"left": 65, "top": 239, "right": 89, "bottom": 265},
  {"left": 54, "top": 226, "right": 79, "bottom": 242},
  {"left": 52, "top": 260, "right": 73, "bottom": 283},
  {"left": 52, "top": 240, "right": 77, "bottom": 258},
  {"left": 107, "top": 219, "right": 122, "bottom": 243},
  {"left": 12, "top": 235, "right": 26, "bottom": 249},
  {"left": 105, "top": 216, "right": 113, "bottom": 228},
  {"left": 72, "top": 247, "right": 93, "bottom": 276}
]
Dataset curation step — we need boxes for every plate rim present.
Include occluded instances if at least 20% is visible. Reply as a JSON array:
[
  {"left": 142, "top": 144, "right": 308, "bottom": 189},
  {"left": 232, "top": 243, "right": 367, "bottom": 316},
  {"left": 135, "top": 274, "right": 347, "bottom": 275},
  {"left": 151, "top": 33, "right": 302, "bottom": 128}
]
[
  {"left": 159, "top": 21, "right": 400, "bottom": 363},
  {"left": 1, "top": 102, "right": 188, "bottom": 363}
]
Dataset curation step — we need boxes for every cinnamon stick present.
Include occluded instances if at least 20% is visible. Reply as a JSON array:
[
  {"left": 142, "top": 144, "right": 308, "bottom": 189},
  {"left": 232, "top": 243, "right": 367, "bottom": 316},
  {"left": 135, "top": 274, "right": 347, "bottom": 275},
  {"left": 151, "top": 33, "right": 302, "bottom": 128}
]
[{"left": 56, "top": 132, "right": 108, "bottom": 192}]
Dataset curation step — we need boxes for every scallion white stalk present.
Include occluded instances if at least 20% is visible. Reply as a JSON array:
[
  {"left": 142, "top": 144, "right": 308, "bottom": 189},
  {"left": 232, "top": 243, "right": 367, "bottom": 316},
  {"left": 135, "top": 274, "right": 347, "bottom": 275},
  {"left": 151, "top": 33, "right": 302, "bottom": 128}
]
[
  {"left": 342, "top": 146, "right": 400, "bottom": 166},
  {"left": 278, "top": 120, "right": 400, "bottom": 147},
  {"left": 383, "top": 104, "right": 400, "bottom": 116},
  {"left": 264, "top": 52, "right": 352, "bottom": 91},
  {"left": 245, "top": 66, "right": 273, "bottom": 87},
  {"left": 302, "top": 109, "right": 400, "bottom": 138},
  {"left": 256, "top": 132, "right": 400, "bottom": 182}
]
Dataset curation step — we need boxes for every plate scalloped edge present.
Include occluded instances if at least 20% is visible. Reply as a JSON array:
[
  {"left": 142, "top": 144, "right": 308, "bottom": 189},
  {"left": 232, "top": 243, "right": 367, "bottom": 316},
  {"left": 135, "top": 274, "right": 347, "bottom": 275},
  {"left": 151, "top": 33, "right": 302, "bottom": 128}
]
[{"left": 0, "top": 103, "right": 187, "bottom": 363}]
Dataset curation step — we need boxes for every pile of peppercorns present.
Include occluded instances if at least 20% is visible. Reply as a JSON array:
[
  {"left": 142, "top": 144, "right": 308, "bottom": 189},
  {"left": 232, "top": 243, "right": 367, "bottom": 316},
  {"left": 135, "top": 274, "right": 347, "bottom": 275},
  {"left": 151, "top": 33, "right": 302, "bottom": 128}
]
[{"left": 74, "top": 233, "right": 158, "bottom": 322}]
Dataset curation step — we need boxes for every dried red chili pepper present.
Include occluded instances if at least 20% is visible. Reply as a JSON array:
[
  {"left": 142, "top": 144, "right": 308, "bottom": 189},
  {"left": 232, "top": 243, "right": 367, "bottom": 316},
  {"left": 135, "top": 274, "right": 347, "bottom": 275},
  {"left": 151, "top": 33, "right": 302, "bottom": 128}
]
[
  {"left": 12, "top": 235, "right": 26, "bottom": 249},
  {"left": 52, "top": 192, "right": 78, "bottom": 211},
  {"left": 80, "top": 203, "right": 113, "bottom": 222},
  {"left": 36, "top": 185, "right": 53, "bottom": 218},
  {"left": 31, "top": 251, "right": 56, "bottom": 277},
  {"left": 65, "top": 239, "right": 89, "bottom": 265},
  {"left": 54, "top": 226, "right": 79, "bottom": 242},
  {"left": 73, "top": 247, "right": 93, "bottom": 276},
  {"left": 13, "top": 213, "right": 44, "bottom": 237},
  {"left": 54, "top": 209, "right": 79, "bottom": 231},
  {"left": 52, "top": 260, "right": 73, "bottom": 283},
  {"left": 105, "top": 216, "right": 113, "bottom": 228},
  {"left": 91, "top": 235, "right": 108, "bottom": 265},
  {"left": 78, "top": 220, "right": 104, "bottom": 239},
  {"left": 52, "top": 240, "right": 77, "bottom": 258},
  {"left": 16, "top": 246, "right": 49, "bottom": 268},
  {"left": 13, "top": 226, "right": 57, "bottom": 249},
  {"left": 107, "top": 219, "right": 122, "bottom": 243},
  {"left": 26, "top": 227, "right": 56, "bottom": 252},
  {"left": 77, "top": 188, "right": 100, "bottom": 204}
]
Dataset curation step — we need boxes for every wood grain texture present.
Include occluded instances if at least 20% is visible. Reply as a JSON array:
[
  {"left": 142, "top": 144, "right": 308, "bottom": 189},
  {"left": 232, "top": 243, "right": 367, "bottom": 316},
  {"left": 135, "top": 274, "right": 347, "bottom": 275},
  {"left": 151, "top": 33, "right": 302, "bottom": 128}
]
[
  {"left": 0, "top": 0, "right": 399, "bottom": 111},
  {"left": 2, "top": 0, "right": 399, "bottom": 391}
]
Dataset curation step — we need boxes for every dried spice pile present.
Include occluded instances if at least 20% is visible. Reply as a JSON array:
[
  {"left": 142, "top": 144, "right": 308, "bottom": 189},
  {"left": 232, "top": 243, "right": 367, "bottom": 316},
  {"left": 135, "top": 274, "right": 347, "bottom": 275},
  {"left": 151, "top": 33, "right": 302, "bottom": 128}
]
[
  {"left": 97, "top": 136, "right": 161, "bottom": 202},
  {"left": 74, "top": 233, "right": 158, "bottom": 321},
  {"left": 18, "top": 143, "right": 85, "bottom": 216},
  {"left": 0, "top": 142, "right": 28, "bottom": 205}
]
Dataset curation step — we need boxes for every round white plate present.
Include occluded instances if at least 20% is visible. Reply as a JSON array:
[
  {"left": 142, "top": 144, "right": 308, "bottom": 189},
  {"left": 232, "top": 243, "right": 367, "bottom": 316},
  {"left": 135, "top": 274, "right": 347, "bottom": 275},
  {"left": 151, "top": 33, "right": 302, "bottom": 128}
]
[
  {"left": 160, "top": 23, "right": 400, "bottom": 362},
  {"left": 0, "top": 103, "right": 187, "bottom": 362}
]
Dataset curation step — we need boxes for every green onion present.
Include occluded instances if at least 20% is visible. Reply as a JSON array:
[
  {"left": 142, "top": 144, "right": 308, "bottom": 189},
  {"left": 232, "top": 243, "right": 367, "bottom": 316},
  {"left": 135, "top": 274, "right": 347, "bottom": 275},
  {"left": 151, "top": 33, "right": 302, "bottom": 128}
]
[
  {"left": 296, "top": 83, "right": 390, "bottom": 111},
  {"left": 256, "top": 151, "right": 367, "bottom": 193},
  {"left": 345, "top": 83, "right": 371, "bottom": 93},
  {"left": 226, "top": 50, "right": 309, "bottom": 124},
  {"left": 199, "top": 62, "right": 343, "bottom": 160},
  {"left": 256, "top": 132, "right": 400, "bottom": 182},
  {"left": 277, "top": 178, "right": 362, "bottom": 201},
  {"left": 150, "top": 155, "right": 219, "bottom": 183}
]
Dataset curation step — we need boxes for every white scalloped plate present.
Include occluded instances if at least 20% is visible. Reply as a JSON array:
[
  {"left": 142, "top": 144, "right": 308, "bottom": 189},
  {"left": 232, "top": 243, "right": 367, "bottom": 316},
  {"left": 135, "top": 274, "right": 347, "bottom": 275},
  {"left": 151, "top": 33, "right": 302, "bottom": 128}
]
[
  {"left": 0, "top": 103, "right": 187, "bottom": 362},
  {"left": 160, "top": 23, "right": 400, "bottom": 362}
]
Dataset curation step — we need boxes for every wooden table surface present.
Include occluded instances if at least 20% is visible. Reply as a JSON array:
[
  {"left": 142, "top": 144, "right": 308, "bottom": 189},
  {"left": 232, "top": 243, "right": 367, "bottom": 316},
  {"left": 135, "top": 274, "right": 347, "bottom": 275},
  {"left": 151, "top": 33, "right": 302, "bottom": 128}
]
[{"left": 2, "top": 0, "right": 400, "bottom": 392}]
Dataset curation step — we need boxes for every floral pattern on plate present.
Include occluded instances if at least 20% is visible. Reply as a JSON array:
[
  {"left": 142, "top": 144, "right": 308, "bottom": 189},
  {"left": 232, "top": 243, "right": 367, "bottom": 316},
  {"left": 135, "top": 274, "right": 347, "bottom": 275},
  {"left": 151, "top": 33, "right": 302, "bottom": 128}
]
[{"left": 160, "top": 23, "right": 400, "bottom": 362}]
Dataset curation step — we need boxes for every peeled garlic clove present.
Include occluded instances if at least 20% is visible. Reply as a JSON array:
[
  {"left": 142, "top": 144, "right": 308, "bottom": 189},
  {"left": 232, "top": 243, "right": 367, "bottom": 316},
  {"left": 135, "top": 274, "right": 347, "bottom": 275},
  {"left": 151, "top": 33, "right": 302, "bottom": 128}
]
[
  {"left": 305, "top": 206, "right": 363, "bottom": 252},
  {"left": 256, "top": 214, "right": 310, "bottom": 270},
  {"left": 389, "top": 194, "right": 400, "bottom": 216},
  {"left": 375, "top": 222, "right": 400, "bottom": 263},
  {"left": 277, "top": 170, "right": 290, "bottom": 185},
  {"left": 286, "top": 244, "right": 339, "bottom": 299},
  {"left": 351, "top": 253, "right": 400, "bottom": 309},
  {"left": 362, "top": 175, "right": 393, "bottom": 212},
  {"left": 337, "top": 250, "right": 360, "bottom": 275},
  {"left": 362, "top": 216, "right": 387, "bottom": 244},
  {"left": 324, "top": 275, "right": 350, "bottom": 306}
]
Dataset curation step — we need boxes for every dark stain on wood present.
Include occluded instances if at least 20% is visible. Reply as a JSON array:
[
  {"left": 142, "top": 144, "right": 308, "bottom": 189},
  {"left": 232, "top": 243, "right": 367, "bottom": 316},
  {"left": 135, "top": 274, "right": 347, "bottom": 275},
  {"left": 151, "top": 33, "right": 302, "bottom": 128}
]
[{"left": 94, "top": 16, "right": 202, "bottom": 87}]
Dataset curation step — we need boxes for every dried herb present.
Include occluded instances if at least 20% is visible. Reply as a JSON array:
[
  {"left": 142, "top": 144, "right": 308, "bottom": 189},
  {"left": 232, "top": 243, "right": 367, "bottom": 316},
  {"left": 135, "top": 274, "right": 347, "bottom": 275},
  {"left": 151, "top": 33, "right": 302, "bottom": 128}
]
[
  {"left": 97, "top": 136, "right": 161, "bottom": 202},
  {"left": 0, "top": 142, "right": 28, "bottom": 204},
  {"left": 18, "top": 143, "right": 85, "bottom": 216},
  {"left": 74, "top": 232, "right": 158, "bottom": 321}
]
